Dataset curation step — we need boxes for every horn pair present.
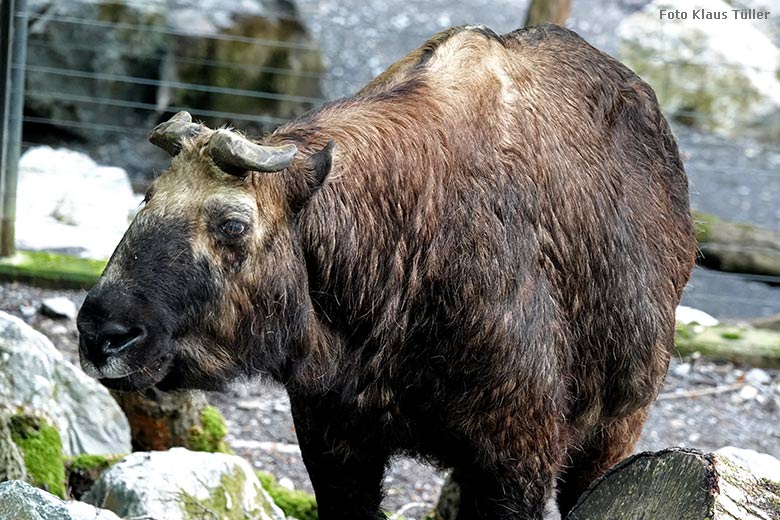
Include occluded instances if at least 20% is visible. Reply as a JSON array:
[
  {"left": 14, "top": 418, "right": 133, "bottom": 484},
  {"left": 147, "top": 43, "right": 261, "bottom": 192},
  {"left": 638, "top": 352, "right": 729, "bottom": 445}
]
[{"left": 149, "top": 111, "right": 297, "bottom": 174}]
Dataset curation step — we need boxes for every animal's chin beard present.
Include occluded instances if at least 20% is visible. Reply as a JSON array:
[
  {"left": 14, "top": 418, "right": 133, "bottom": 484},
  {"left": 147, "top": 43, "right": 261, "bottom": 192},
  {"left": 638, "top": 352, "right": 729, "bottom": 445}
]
[{"left": 97, "top": 353, "right": 175, "bottom": 392}]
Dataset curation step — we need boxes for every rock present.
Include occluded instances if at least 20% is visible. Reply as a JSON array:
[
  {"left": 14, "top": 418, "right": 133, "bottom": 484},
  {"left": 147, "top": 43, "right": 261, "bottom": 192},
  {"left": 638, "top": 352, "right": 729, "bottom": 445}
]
[
  {"left": 618, "top": 0, "right": 780, "bottom": 141},
  {"left": 672, "top": 362, "right": 691, "bottom": 377},
  {"left": 278, "top": 477, "right": 295, "bottom": 490},
  {"left": 65, "top": 501, "right": 122, "bottom": 520},
  {"left": 0, "top": 480, "right": 71, "bottom": 520},
  {"left": 735, "top": 384, "right": 759, "bottom": 403},
  {"left": 2, "top": 411, "right": 67, "bottom": 498},
  {"left": 0, "top": 414, "right": 27, "bottom": 483},
  {"left": 39, "top": 297, "right": 78, "bottom": 321},
  {"left": 83, "top": 448, "right": 286, "bottom": 520},
  {"left": 0, "top": 311, "right": 131, "bottom": 457},
  {"left": 0, "top": 480, "right": 119, "bottom": 520},
  {"left": 675, "top": 305, "right": 718, "bottom": 327},
  {"left": 745, "top": 368, "right": 772, "bottom": 386},
  {"left": 15, "top": 146, "right": 140, "bottom": 259}
]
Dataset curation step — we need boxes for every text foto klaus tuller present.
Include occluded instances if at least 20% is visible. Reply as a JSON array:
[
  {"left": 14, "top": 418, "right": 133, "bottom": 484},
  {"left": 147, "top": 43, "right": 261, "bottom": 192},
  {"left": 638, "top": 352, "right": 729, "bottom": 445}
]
[{"left": 660, "top": 8, "right": 770, "bottom": 20}]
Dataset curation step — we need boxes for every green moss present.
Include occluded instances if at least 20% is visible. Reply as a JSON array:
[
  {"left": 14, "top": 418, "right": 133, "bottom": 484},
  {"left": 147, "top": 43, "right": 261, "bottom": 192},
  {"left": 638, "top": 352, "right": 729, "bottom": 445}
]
[
  {"left": 0, "top": 250, "right": 106, "bottom": 289},
  {"left": 181, "top": 467, "right": 275, "bottom": 520},
  {"left": 9, "top": 414, "right": 66, "bottom": 498},
  {"left": 720, "top": 330, "right": 742, "bottom": 340},
  {"left": 256, "top": 471, "right": 318, "bottom": 520},
  {"left": 187, "top": 405, "right": 231, "bottom": 454},
  {"left": 66, "top": 453, "right": 118, "bottom": 472}
]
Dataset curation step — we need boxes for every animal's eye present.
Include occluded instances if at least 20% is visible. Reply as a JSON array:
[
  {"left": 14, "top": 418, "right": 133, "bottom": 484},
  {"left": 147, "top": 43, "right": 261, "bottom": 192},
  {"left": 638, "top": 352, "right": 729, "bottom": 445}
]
[{"left": 220, "top": 219, "right": 247, "bottom": 237}]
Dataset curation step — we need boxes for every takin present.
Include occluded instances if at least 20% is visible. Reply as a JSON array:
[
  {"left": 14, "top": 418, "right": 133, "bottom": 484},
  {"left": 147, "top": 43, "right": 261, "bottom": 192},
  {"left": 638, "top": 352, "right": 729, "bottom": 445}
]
[{"left": 77, "top": 24, "right": 696, "bottom": 519}]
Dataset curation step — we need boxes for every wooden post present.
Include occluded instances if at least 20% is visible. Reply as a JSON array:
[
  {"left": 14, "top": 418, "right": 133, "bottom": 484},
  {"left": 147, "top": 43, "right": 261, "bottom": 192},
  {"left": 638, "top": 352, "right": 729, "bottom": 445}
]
[{"left": 0, "top": 0, "right": 28, "bottom": 257}]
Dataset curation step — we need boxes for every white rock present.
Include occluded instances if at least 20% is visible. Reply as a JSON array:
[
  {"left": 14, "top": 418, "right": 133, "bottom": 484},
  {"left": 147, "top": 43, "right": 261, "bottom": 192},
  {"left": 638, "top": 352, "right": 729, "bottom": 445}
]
[
  {"left": 672, "top": 362, "right": 692, "bottom": 377},
  {"left": 618, "top": 0, "right": 780, "bottom": 140},
  {"left": 716, "top": 447, "right": 780, "bottom": 483},
  {"left": 83, "top": 448, "right": 285, "bottom": 520},
  {"left": 737, "top": 384, "right": 759, "bottom": 402},
  {"left": 278, "top": 477, "right": 295, "bottom": 490},
  {"left": 0, "top": 311, "right": 131, "bottom": 456},
  {"left": 40, "top": 297, "right": 78, "bottom": 321},
  {"left": 0, "top": 481, "right": 120, "bottom": 520},
  {"left": 745, "top": 368, "right": 772, "bottom": 386},
  {"left": 15, "top": 147, "right": 141, "bottom": 259},
  {"left": 66, "top": 501, "right": 122, "bottom": 520},
  {"left": 676, "top": 306, "right": 719, "bottom": 326}
]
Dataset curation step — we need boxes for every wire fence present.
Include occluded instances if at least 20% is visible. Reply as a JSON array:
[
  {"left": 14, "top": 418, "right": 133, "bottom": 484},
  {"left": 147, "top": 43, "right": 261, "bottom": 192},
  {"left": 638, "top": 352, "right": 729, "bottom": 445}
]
[{"left": 3, "top": 0, "right": 780, "bottom": 312}]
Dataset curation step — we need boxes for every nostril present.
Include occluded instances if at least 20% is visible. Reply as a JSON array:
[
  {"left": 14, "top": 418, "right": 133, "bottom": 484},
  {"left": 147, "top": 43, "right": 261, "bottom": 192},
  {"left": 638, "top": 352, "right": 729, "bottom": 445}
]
[{"left": 99, "top": 323, "right": 145, "bottom": 356}]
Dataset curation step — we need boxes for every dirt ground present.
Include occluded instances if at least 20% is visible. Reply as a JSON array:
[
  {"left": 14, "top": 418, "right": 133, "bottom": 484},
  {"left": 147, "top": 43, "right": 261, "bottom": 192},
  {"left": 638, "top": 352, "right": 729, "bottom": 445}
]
[{"left": 2, "top": 281, "right": 779, "bottom": 519}]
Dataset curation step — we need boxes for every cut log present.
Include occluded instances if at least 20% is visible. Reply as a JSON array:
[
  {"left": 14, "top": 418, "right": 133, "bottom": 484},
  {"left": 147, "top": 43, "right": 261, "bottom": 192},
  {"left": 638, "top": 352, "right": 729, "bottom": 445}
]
[
  {"left": 675, "top": 322, "right": 780, "bottom": 368},
  {"left": 694, "top": 212, "right": 780, "bottom": 278},
  {"left": 566, "top": 447, "right": 780, "bottom": 520}
]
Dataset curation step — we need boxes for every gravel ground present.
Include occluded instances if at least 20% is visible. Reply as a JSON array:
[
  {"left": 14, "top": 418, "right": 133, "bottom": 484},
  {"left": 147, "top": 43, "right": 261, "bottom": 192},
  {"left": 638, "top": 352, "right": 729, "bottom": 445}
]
[{"left": 2, "top": 282, "right": 779, "bottom": 518}]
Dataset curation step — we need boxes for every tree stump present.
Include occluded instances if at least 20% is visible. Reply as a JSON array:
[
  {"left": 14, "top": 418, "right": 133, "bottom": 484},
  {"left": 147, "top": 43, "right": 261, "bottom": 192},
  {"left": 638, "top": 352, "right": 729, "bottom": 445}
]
[
  {"left": 111, "top": 389, "right": 229, "bottom": 453},
  {"left": 567, "top": 448, "right": 780, "bottom": 519}
]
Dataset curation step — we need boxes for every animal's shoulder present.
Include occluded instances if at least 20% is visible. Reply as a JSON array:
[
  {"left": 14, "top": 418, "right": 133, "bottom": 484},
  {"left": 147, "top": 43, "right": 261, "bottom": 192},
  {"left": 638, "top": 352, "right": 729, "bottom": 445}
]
[
  {"left": 357, "top": 25, "right": 505, "bottom": 96},
  {"left": 358, "top": 24, "right": 596, "bottom": 97}
]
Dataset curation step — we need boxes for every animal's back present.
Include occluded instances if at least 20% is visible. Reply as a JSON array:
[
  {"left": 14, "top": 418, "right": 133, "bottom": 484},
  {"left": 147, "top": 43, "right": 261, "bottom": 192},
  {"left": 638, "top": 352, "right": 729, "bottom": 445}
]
[{"left": 294, "top": 23, "right": 695, "bottom": 428}]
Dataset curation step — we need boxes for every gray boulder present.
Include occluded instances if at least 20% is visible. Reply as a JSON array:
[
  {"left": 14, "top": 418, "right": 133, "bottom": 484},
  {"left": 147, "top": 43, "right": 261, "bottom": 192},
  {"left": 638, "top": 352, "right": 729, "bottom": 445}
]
[
  {"left": 618, "top": 0, "right": 780, "bottom": 141},
  {"left": 0, "top": 480, "right": 119, "bottom": 520},
  {"left": 83, "top": 448, "right": 286, "bottom": 520},
  {"left": 0, "top": 480, "right": 71, "bottom": 520},
  {"left": 0, "top": 311, "right": 131, "bottom": 456}
]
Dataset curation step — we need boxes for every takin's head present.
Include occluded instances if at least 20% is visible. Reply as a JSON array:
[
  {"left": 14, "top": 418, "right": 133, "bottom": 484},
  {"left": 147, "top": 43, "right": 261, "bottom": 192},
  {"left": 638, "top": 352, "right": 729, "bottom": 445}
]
[{"left": 76, "top": 112, "right": 333, "bottom": 391}]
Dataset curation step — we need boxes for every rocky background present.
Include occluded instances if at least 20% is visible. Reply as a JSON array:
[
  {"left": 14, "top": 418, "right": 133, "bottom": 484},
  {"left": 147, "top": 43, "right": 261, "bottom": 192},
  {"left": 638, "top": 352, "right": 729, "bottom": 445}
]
[{"left": 2, "top": 0, "right": 780, "bottom": 518}]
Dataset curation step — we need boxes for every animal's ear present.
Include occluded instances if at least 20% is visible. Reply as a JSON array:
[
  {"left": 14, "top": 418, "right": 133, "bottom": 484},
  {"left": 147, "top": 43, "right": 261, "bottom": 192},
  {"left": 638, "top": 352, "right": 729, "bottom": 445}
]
[
  {"left": 289, "top": 140, "right": 335, "bottom": 213},
  {"left": 305, "top": 140, "right": 335, "bottom": 193}
]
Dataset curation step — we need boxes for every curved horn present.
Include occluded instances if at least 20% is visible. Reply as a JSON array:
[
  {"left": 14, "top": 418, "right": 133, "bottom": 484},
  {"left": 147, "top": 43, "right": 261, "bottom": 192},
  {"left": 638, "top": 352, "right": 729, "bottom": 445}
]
[
  {"left": 149, "top": 111, "right": 203, "bottom": 156},
  {"left": 207, "top": 129, "right": 298, "bottom": 175}
]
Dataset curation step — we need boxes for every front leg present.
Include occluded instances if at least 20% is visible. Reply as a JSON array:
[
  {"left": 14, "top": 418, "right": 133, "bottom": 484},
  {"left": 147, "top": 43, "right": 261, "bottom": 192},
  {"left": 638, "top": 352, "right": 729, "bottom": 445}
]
[{"left": 289, "top": 393, "right": 390, "bottom": 520}]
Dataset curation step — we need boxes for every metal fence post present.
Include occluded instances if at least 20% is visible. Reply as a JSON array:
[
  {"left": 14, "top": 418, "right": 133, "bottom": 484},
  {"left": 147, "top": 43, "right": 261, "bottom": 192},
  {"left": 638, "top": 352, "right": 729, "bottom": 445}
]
[{"left": 0, "top": 0, "right": 27, "bottom": 257}]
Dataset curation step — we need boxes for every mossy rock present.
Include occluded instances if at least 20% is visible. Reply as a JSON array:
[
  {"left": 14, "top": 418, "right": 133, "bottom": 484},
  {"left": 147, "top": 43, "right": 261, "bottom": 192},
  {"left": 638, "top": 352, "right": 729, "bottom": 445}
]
[
  {"left": 256, "top": 471, "right": 318, "bottom": 520},
  {"left": 65, "top": 453, "right": 123, "bottom": 500},
  {"left": 180, "top": 466, "right": 278, "bottom": 520},
  {"left": 7, "top": 413, "right": 66, "bottom": 499},
  {"left": 187, "top": 405, "right": 231, "bottom": 454}
]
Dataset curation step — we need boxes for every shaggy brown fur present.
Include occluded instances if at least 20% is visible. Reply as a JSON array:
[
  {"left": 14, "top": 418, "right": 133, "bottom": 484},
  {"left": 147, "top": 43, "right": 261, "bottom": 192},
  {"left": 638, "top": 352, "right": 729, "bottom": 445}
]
[{"left": 78, "top": 24, "right": 696, "bottom": 519}]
